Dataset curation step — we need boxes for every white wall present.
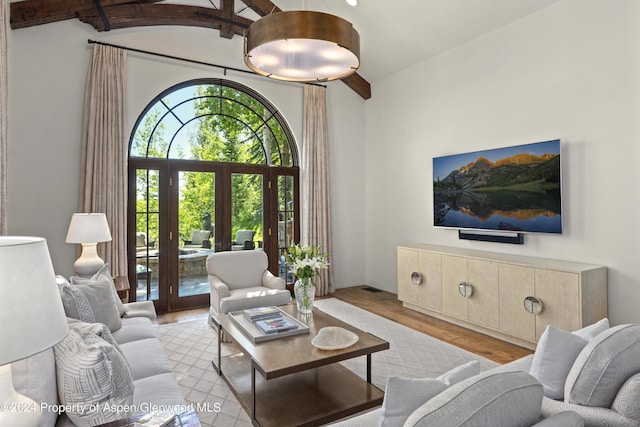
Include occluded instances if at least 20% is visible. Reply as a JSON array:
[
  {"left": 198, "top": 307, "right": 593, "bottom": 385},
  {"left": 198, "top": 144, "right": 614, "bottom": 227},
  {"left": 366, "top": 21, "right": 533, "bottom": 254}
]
[
  {"left": 365, "top": 0, "right": 640, "bottom": 324},
  {"left": 8, "top": 23, "right": 366, "bottom": 286}
]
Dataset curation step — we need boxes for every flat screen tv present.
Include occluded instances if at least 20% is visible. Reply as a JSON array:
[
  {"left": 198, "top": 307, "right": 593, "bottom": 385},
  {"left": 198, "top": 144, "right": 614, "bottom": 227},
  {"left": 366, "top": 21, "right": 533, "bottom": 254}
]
[{"left": 433, "top": 139, "right": 562, "bottom": 234}]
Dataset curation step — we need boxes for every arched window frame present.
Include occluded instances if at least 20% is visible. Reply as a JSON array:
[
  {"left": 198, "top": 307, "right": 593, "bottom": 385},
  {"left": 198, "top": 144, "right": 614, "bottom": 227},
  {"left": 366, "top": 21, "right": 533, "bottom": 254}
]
[
  {"left": 129, "top": 78, "right": 298, "bottom": 166},
  {"left": 127, "top": 78, "right": 300, "bottom": 312}
]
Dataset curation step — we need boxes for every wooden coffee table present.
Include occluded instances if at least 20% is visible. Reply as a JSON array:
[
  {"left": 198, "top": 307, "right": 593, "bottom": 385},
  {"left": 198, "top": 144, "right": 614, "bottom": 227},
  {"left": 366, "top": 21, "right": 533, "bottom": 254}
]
[{"left": 211, "top": 304, "right": 389, "bottom": 427}]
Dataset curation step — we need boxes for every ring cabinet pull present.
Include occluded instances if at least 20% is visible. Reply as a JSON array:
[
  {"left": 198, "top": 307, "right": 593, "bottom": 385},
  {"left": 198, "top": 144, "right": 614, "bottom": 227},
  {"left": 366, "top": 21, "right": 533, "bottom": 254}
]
[
  {"left": 411, "top": 272, "right": 423, "bottom": 285},
  {"left": 458, "top": 282, "right": 474, "bottom": 298},
  {"left": 523, "top": 296, "right": 543, "bottom": 315}
]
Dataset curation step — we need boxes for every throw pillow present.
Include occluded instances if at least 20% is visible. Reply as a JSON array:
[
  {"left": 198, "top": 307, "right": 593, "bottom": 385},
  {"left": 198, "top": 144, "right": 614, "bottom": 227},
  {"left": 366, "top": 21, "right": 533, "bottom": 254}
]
[
  {"left": 58, "top": 277, "right": 96, "bottom": 324},
  {"left": 379, "top": 377, "right": 448, "bottom": 427},
  {"left": 77, "top": 282, "right": 122, "bottom": 332},
  {"left": 405, "top": 371, "right": 543, "bottom": 427},
  {"left": 67, "top": 268, "right": 122, "bottom": 332},
  {"left": 530, "top": 325, "right": 588, "bottom": 399},
  {"left": 71, "top": 264, "right": 125, "bottom": 317},
  {"left": 572, "top": 318, "right": 610, "bottom": 341},
  {"left": 436, "top": 360, "right": 480, "bottom": 386},
  {"left": 378, "top": 361, "right": 480, "bottom": 427},
  {"left": 54, "top": 328, "right": 134, "bottom": 427},
  {"left": 612, "top": 372, "right": 640, "bottom": 421},
  {"left": 565, "top": 324, "right": 640, "bottom": 407}
]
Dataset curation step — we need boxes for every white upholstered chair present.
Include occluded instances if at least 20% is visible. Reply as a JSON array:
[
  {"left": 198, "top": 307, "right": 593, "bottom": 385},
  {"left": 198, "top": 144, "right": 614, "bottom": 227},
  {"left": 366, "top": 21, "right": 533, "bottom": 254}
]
[{"left": 207, "top": 251, "right": 291, "bottom": 325}]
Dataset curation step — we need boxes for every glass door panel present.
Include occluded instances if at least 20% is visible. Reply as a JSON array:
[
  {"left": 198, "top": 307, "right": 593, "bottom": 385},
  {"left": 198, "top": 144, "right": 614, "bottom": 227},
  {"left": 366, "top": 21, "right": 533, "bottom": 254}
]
[
  {"left": 129, "top": 163, "right": 297, "bottom": 313},
  {"left": 231, "top": 173, "right": 263, "bottom": 251},
  {"left": 277, "top": 175, "right": 295, "bottom": 285},
  {"left": 176, "top": 170, "right": 215, "bottom": 299},
  {"left": 135, "top": 169, "right": 160, "bottom": 302}
]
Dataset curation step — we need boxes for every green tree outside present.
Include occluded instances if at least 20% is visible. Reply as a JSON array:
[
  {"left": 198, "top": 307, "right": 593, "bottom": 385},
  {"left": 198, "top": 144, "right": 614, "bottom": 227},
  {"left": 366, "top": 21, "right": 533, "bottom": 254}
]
[
  {"left": 132, "top": 107, "right": 167, "bottom": 247},
  {"left": 132, "top": 83, "right": 295, "bottom": 248}
]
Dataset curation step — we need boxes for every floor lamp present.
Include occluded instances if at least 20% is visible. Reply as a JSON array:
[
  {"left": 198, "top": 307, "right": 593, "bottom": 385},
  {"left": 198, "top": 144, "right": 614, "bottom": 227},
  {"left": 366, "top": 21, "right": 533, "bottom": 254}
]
[
  {"left": 65, "top": 213, "right": 112, "bottom": 277},
  {"left": 0, "top": 237, "right": 69, "bottom": 426}
]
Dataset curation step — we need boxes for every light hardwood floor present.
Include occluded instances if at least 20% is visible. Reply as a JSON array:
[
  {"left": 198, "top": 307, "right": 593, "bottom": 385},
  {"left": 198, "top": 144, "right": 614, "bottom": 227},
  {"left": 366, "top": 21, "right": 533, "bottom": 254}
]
[{"left": 155, "top": 285, "right": 532, "bottom": 364}]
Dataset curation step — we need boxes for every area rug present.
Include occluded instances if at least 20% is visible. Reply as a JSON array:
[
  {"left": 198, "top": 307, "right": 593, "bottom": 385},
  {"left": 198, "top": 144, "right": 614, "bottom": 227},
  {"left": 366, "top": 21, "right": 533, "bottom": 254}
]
[{"left": 156, "top": 298, "right": 499, "bottom": 427}]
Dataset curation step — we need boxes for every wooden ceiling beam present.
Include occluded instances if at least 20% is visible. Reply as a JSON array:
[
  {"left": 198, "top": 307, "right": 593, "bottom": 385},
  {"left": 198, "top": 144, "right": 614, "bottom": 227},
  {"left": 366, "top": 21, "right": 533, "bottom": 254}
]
[
  {"left": 11, "top": 0, "right": 372, "bottom": 99},
  {"left": 238, "top": 0, "right": 282, "bottom": 17},
  {"left": 10, "top": 0, "right": 162, "bottom": 29},
  {"left": 341, "top": 72, "right": 371, "bottom": 100},
  {"left": 219, "top": 0, "right": 236, "bottom": 40},
  {"left": 78, "top": 4, "right": 251, "bottom": 35}
]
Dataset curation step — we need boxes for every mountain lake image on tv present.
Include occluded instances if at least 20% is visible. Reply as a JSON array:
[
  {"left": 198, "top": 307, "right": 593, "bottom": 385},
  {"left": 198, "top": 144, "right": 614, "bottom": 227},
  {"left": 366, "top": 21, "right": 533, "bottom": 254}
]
[{"left": 433, "top": 139, "right": 562, "bottom": 234}]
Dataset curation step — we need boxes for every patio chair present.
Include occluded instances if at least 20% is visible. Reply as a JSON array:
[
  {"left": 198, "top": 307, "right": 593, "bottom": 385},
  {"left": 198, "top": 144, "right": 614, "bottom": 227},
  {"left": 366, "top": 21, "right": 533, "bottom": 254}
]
[
  {"left": 136, "top": 232, "right": 155, "bottom": 253},
  {"left": 183, "top": 229, "right": 212, "bottom": 248},
  {"left": 231, "top": 229, "right": 256, "bottom": 251}
]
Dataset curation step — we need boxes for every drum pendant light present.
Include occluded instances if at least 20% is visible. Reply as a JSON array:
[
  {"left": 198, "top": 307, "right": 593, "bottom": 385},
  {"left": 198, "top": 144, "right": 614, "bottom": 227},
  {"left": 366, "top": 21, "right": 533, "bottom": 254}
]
[{"left": 244, "top": 11, "right": 360, "bottom": 82}]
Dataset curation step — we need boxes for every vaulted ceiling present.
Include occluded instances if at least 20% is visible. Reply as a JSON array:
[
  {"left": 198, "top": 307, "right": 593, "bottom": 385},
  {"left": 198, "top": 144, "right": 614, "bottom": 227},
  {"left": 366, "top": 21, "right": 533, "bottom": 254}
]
[{"left": 9, "top": 0, "right": 561, "bottom": 100}]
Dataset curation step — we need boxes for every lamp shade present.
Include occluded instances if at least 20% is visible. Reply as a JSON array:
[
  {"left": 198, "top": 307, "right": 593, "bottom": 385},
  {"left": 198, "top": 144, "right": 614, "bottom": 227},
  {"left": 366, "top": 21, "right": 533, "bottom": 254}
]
[
  {"left": 244, "top": 11, "right": 360, "bottom": 82},
  {"left": 65, "top": 213, "right": 112, "bottom": 243},
  {"left": 0, "top": 237, "right": 68, "bottom": 365}
]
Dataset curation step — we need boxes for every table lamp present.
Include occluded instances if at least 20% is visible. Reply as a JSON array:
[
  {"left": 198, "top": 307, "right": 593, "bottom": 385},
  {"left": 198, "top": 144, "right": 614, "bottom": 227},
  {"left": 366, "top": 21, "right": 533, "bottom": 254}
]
[
  {"left": 0, "top": 236, "right": 69, "bottom": 426},
  {"left": 65, "top": 213, "right": 112, "bottom": 277}
]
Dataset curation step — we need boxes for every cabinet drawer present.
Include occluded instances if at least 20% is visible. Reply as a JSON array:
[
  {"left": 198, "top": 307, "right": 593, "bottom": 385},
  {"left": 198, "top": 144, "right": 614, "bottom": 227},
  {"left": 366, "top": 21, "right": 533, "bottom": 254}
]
[
  {"left": 467, "top": 259, "right": 499, "bottom": 330},
  {"left": 535, "top": 269, "right": 580, "bottom": 339},
  {"left": 442, "top": 255, "right": 468, "bottom": 320},
  {"left": 499, "top": 263, "right": 536, "bottom": 342}
]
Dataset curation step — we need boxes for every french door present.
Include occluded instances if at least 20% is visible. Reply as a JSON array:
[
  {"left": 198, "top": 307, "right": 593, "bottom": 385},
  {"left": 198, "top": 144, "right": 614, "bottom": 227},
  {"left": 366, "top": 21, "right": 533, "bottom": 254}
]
[{"left": 129, "top": 160, "right": 298, "bottom": 313}]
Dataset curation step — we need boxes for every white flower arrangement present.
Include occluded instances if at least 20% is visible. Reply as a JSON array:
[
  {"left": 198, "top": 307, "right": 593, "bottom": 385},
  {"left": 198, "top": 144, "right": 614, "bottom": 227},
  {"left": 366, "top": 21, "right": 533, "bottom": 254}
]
[{"left": 284, "top": 244, "right": 329, "bottom": 283}]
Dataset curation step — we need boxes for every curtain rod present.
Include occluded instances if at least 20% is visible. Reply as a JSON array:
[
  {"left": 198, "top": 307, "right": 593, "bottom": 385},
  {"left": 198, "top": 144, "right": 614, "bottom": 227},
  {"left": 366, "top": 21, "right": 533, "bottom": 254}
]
[{"left": 87, "top": 39, "right": 326, "bottom": 88}]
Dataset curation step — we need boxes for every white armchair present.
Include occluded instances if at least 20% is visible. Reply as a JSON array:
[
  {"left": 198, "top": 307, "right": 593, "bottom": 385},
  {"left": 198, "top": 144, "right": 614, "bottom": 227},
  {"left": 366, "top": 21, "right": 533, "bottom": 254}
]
[{"left": 207, "top": 251, "right": 291, "bottom": 324}]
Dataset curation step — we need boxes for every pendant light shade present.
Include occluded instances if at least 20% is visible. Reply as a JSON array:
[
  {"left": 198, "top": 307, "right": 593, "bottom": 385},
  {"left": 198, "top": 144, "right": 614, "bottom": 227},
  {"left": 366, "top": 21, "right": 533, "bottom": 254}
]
[{"left": 244, "top": 11, "right": 360, "bottom": 82}]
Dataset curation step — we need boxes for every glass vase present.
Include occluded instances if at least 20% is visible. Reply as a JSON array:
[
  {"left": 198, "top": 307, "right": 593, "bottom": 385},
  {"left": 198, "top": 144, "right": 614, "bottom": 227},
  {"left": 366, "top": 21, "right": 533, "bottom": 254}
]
[{"left": 294, "top": 278, "right": 316, "bottom": 314}]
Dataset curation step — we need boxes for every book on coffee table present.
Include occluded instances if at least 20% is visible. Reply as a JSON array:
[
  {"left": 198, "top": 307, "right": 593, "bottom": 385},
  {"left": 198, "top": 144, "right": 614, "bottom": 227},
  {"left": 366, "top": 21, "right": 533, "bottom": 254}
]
[
  {"left": 228, "top": 307, "right": 309, "bottom": 342},
  {"left": 243, "top": 306, "right": 282, "bottom": 322},
  {"left": 255, "top": 316, "right": 298, "bottom": 334}
]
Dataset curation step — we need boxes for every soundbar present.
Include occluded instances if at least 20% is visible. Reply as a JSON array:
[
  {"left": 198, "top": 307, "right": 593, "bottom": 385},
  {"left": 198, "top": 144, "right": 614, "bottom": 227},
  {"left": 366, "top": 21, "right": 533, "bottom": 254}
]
[{"left": 458, "top": 230, "right": 524, "bottom": 244}]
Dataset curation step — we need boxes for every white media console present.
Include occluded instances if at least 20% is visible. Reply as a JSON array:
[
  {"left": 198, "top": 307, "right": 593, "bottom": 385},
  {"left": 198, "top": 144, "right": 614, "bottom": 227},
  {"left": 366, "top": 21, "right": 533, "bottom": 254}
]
[{"left": 397, "top": 244, "right": 607, "bottom": 349}]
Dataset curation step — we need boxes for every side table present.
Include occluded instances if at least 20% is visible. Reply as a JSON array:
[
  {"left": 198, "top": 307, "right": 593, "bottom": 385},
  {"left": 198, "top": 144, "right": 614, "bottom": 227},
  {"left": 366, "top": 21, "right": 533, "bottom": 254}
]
[{"left": 114, "top": 275, "right": 131, "bottom": 303}]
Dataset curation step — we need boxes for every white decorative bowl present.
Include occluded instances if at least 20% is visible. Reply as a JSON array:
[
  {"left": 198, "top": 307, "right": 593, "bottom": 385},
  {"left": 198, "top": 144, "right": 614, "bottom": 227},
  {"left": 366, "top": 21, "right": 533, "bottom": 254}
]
[{"left": 311, "top": 326, "right": 359, "bottom": 350}]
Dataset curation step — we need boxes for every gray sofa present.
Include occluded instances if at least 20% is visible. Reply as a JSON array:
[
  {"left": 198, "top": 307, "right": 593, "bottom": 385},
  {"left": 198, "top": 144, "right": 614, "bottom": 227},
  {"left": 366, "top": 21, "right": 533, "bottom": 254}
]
[
  {"left": 331, "top": 319, "right": 640, "bottom": 427},
  {"left": 520, "top": 324, "right": 640, "bottom": 427},
  {"left": 10, "top": 272, "right": 187, "bottom": 427},
  {"left": 329, "top": 367, "right": 584, "bottom": 427}
]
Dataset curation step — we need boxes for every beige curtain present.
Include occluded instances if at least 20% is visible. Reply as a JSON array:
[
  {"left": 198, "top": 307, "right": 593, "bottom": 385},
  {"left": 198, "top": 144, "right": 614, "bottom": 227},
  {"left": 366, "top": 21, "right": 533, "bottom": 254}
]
[
  {"left": 80, "top": 44, "right": 128, "bottom": 283},
  {"left": 0, "top": 1, "right": 8, "bottom": 235},
  {"left": 301, "top": 85, "right": 334, "bottom": 295}
]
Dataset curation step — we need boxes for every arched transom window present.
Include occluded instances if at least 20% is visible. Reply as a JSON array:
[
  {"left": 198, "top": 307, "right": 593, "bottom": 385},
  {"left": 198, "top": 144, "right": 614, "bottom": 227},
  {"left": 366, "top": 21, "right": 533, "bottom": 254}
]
[{"left": 130, "top": 78, "right": 297, "bottom": 166}]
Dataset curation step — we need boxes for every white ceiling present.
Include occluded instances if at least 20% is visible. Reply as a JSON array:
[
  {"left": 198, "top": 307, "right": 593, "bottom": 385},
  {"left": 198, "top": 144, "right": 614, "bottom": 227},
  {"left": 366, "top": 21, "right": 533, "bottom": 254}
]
[
  {"left": 8, "top": 0, "right": 563, "bottom": 83},
  {"left": 163, "top": 0, "right": 561, "bottom": 83},
  {"left": 9, "top": 0, "right": 568, "bottom": 82},
  {"left": 279, "top": 0, "right": 563, "bottom": 82}
]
